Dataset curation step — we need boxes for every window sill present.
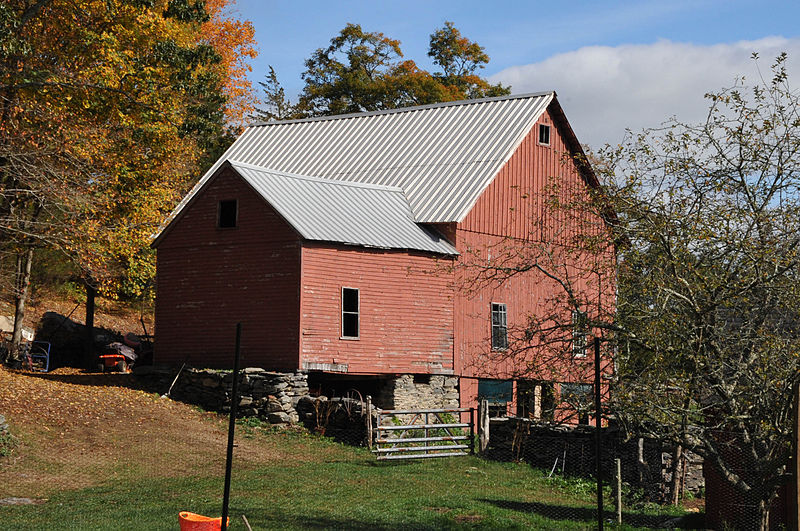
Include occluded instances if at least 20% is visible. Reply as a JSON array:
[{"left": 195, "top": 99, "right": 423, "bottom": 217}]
[{"left": 340, "top": 336, "right": 360, "bottom": 341}]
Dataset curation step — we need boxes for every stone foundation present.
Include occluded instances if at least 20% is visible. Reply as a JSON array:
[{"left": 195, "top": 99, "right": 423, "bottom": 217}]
[
  {"left": 168, "top": 369, "right": 460, "bottom": 426},
  {"left": 171, "top": 367, "right": 309, "bottom": 423},
  {"left": 376, "top": 374, "right": 459, "bottom": 410}
]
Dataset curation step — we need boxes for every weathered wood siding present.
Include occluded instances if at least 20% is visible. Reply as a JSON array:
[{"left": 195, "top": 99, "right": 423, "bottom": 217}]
[
  {"left": 460, "top": 106, "right": 584, "bottom": 239},
  {"left": 454, "top": 106, "right": 614, "bottom": 411},
  {"left": 300, "top": 243, "right": 455, "bottom": 374},
  {"left": 155, "top": 167, "right": 302, "bottom": 369}
]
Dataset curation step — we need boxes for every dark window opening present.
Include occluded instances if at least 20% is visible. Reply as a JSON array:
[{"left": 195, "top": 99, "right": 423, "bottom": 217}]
[
  {"left": 517, "top": 380, "right": 556, "bottom": 422},
  {"left": 491, "top": 303, "right": 508, "bottom": 350},
  {"left": 413, "top": 374, "right": 431, "bottom": 385},
  {"left": 538, "top": 123, "right": 551, "bottom": 145},
  {"left": 218, "top": 199, "right": 238, "bottom": 228},
  {"left": 478, "top": 378, "right": 512, "bottom": 418},
  {"left": 342, "top": 287, "right": 359, "bottom": 339}
]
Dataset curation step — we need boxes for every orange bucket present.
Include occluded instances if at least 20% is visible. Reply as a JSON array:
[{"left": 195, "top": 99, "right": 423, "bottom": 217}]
[{"left": 178, "top": 511, "right": 229, "bottom": 531}]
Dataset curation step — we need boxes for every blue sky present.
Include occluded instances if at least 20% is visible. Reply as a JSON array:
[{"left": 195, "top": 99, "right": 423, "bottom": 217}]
[{"left": 232, "top": 0, "right": 800, "bottom": 148}]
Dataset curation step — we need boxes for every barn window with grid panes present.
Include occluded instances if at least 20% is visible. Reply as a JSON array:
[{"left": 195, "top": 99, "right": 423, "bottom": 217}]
[
  {"left": 341, "top": 287, "right": 359, "bottom": 339},
  {"left": 491, "top": 303, "right": 508, "bottom": 350}
]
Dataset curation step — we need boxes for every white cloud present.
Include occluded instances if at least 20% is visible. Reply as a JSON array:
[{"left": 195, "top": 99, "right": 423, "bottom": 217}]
[{"left": 491, "top": 37, "right": 800, "bottom": 150}]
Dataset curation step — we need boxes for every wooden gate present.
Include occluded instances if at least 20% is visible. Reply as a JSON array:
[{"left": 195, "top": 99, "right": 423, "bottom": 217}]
[{"left": 368, "top": 404, "right": 474, "bottom": 460}]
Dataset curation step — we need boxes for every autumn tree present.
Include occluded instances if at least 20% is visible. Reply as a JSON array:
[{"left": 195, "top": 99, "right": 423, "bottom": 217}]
[
  {"left": 201, "top": 0, "right": 257, "bottom": 127},
  {"left": 254, "top": 22, "right": 509, "bottom": 119},
  {"left": 0, "top": 0, "right": 256, "bottom": 361},
  {"left": 428, "top": 21, "right": 509, "bottom": 99}
]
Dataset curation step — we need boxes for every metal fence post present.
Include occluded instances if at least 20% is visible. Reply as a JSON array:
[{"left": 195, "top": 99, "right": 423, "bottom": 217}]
[
  {"left": 594, "top": 337, "right": 604, "bottom": 530},
  {"left": 615, "top": 457, "right": 622, "bottom": 525},
  {"left": 221, "top": 323, "right": 242, "bottom": 531}
]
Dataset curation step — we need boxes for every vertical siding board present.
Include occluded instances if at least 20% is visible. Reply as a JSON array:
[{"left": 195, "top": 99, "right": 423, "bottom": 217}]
[
  {"left": 155, "top": 168, "right": 301, "bottom": 369},
  {"left": 454, "top": 106, "right": 603, "bottom": 388}
]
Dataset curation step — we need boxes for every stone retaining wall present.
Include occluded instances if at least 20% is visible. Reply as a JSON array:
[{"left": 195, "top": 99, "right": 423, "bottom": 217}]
[
  {"left": 167, "top": 368, "right": 458, "bottom": 429},
  {"left": 376, "top": 374, "right": 459, "bottom": 410},
  {"left": 170, "top": 367, "right": 309, "bottom": 423}
]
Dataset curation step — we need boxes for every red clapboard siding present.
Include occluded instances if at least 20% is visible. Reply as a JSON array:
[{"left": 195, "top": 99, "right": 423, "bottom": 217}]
[
  {"left": 300, "top": 243, "right": 456, "bottom": 374},
  {"left": 155, "top": 167, "right": 301, "bottom": 369},
  {"left": 453, "top": 105, "right": 614, "bottom": 411}
]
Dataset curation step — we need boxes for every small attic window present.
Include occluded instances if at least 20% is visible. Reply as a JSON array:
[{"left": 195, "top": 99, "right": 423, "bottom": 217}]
[
  {"left": 538, "top": 124, "right": 551, "bottom": 146},
  {"left": 218, "top": 199, "right": 238, "bottom": 228}
]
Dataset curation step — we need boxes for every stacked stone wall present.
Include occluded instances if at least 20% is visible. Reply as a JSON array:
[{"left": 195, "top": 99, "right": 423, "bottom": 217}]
[
  {"left": 170, "top": 367, "right": 309, "bottom": 423},
  {"left": 167, "top": 369, "right": 459, "bottom": 429},
  {"left": 376, "top": 374, "right": 459, "bottom": 410}
]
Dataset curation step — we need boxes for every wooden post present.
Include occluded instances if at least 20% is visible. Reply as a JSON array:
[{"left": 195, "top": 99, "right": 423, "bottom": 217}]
[
  {"left": 615, "top": 458, "right": 622, "bottom": 525},
  {"left": 469, "top": 406, "right": 475, "bottom": 454},
  {"left": 84, "top": 281, "right": 96, "bottom": 370},
  {"left": 425, "top": 411, "right": 430, "bottom": 456},
  {"left": 478, "top": 398, "right": 490, "bottom": 454},
  {"left": 366, "top": 395, "right": 373, "bottom": 450}
]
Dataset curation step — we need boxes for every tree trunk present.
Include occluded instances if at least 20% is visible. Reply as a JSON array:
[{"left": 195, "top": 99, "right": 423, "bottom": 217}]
[
  {"left": 11, "top": 247, "right": 34, "bottom": 355},
  {"left": 84, "top": 280, "right": 96, "bottom": 370},
  {"left": 754, "top": 494, "right": 772, "bottom": 531},
  {"left": 669, "top": 443, "right": 684, "bottom": 506}
]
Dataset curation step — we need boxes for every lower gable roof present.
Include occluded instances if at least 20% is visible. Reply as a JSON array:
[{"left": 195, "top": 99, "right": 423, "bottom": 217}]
[{"left": 154, "top": 160, "right": 458, "bottom": 255}]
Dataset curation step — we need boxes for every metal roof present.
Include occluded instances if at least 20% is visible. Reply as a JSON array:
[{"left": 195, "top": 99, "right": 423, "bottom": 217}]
[
  {"left": 170, "top": 92, "right": 554, "bottom": 227},
  {"left": 231, "top": 161, "right": 458, "bottom": 255}
]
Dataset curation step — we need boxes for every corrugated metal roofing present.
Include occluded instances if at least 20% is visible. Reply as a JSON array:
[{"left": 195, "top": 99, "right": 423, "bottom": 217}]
[
  {"left": 231, "top": 161, "right": 458, "bottom": 255},
  {"left": 169, "top": 92, "right": 554, "bottom": 228}
]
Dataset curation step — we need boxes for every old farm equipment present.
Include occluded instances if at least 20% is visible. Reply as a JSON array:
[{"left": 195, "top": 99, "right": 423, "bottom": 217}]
[{"left": 369, "top": 405, "right": 474, "bottom": 460}]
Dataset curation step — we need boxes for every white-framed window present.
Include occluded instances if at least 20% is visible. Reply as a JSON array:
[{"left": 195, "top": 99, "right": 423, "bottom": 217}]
[
  {"left": 538, "top": 123, "right": 551, "bottom": 146},
  {"left": 217, "top": 199, "right": 238, "bottom": 228},
  {"left": 491, "top": 303, "right": 508, "bottom": 350},
  {"left": 572, "top": 309, "right": 587, "bottom": 357},
  {"left": 341, "top": 287, "right": 359, "bottom": 339}
]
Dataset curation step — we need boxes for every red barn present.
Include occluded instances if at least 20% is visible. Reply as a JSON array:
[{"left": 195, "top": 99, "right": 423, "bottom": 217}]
[{"left": 153, "top": 92, "right": 613, "bottom": 417}]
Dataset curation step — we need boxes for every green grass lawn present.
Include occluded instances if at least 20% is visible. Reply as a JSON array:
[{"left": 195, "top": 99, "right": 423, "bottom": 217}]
[{"left": 1, "top": 428, "right": 691, "bottom": 530}]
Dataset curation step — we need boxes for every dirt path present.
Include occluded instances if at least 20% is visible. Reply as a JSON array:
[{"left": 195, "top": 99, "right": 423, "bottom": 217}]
[{"left": 0, "top": 367, "right": 293, "bottom": 498}]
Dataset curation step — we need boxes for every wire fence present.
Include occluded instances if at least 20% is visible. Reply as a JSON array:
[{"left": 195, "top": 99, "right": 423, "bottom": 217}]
[{"left": 0, "top": 365, "right": 791, "bottom": 530}]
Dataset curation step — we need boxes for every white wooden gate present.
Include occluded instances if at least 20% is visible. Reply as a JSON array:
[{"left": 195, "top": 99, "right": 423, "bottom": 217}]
[{"left": 368, "top": 405, "right": 474, "bottom": 461}]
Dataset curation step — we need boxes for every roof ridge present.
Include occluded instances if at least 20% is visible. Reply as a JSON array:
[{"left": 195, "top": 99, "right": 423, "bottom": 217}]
[
  {"left": 228, "top": 160, "right": 407, "bottom": 194},
  {"left": 249, "top": 91, "right": 555, "bottom": 127}
]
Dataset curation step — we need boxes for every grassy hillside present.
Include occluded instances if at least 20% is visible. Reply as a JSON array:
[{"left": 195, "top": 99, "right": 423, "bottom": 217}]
[{"left": 0, "top": 367, "right": 695, "bottom": 529}]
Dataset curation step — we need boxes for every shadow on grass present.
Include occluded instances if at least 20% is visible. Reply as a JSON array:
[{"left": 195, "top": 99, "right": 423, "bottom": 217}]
[
  {"left": 229, "top": 505, "right": 444, "bottom": 531},
  {"left": 480, "top": 499, "right": 705, "bottom": 529}
]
